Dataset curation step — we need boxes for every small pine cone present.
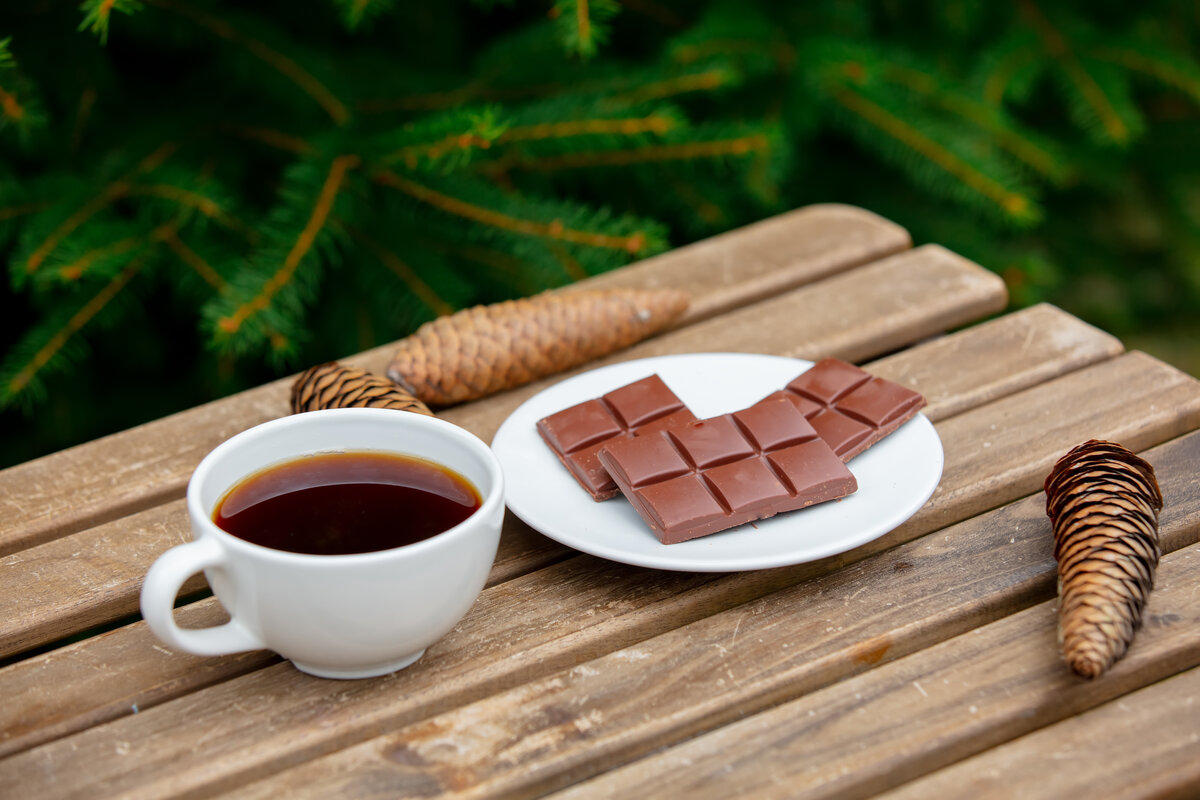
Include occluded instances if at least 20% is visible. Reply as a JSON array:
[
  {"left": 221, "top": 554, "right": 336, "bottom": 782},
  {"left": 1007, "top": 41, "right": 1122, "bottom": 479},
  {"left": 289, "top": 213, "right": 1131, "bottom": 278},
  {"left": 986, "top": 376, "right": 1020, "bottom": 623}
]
[
  {"left": 1044, "top": 439, "right": 1163, "bottom": 679},
  {"left": 386, "top": 288, "right": 690, "bottom": 406},
  {"left": 291, "top": 362, "right": 434, "bottom": 416}
]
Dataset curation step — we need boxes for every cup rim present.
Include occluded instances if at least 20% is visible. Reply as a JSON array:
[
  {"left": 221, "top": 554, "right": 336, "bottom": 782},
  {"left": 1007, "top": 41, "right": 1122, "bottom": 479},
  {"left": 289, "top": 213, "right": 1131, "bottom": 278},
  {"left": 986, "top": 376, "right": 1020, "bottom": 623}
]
[{"left": 186, "top": 408, "right": 505, "bottom": 564}]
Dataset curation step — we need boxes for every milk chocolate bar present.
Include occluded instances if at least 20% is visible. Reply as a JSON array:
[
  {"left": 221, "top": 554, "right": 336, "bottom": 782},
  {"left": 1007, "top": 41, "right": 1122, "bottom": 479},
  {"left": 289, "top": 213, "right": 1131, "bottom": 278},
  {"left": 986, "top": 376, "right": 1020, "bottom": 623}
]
[
  {"left": 597, "top": 398, "right": 857, "bottom": 544},
  {"left": 761, "top": 358, "right": 926, "bottom": 461},
  {"left": 536, "top": 374, "right": 696, "bottom": 500}
]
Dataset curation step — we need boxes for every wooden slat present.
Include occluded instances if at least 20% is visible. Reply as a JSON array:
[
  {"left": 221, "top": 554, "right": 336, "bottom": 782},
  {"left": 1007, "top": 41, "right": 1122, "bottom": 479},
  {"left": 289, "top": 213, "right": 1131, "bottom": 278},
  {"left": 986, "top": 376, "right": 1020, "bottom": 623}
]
[
  {"left": 187, "top": 433, "right": 1200, "bottom": 800},
  {"left": 0, "top": 204, "right": 909, "bottom": 556},
  {"left": 2, "top": 356, "right": 1196, "bottom": 798},
  {"left": 0, "top": 304, "right": 1120, "bottom": 755},
  {"left": 0, "top": 244, "right": 1007, "bottom": 660},
  {"left": 575, "top": 203, "right": 911, "bottom": 325},
  {"left": 868, "top": 302, "right": 1123, "bottom": 422},
  {"left": 877, "top": 665, "right": 1200, "bottom": 800},
  {"left": 550, "top": 544, "right": 1200, "bottom": 800}
]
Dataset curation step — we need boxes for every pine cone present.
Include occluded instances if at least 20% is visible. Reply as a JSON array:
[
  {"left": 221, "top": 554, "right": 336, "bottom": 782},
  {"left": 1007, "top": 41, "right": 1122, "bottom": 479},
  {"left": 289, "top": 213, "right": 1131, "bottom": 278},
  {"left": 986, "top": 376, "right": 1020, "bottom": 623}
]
[
  {"left": 385, "top": 288, "right": 690, "bottom": 406},
  {"left": 1044, "top": 439, "right": 1163, "bottom": 679},
  {"left": 291, "top": 362, "right": 434, "bottom": 416}
]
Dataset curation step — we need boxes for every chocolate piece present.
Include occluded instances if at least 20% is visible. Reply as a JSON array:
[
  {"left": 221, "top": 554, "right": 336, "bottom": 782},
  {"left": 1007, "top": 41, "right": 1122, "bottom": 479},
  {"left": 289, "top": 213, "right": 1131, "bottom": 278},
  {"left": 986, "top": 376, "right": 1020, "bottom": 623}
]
[
  {"left": 536, "top": 374, "right": 696, "bottom": 500},
  {"left": 597, "top": 398, "right": 857, "bottom": 544},
  {"left": 762, "top": 358, "right": 926, "bottom": 461}
]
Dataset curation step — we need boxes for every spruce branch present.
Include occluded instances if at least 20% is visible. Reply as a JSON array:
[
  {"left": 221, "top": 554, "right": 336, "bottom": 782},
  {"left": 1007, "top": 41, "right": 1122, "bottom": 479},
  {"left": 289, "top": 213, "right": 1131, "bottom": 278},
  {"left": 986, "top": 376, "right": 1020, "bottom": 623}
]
[
  {"left": 0, "top": 39, "right": 46, "bottom": 144},
  {"left": 122, "top": 170, "right": 254, "bottom": 241},
  {"left": 873, "top": 58, "right": 1070, "bottom": 185},
  {"left": 1018, "top": 0, "right": 1142, "bottom": 146},
  {"left": 665, "top": 4, "right": 793, "bottom": 77},
  {"left": 488, "top": 128, "right": 774, "bottom": 172},
  {"left": 551, "top": 0, "right": 620, "bottom": 60},
  {"left": 78, "top": 0, "right": 145, "bottom": 44},
  {"left": 145, "top": 0, "right": 350, "bottom": 125},
  {"left": 1090, "top": 43, "right": 1200, "bottom": 107},
  {"left": 499, "top": 113, "right": 678, "bottom": 141},
  {"left": 0, "top": 256, "right": 146, "bottom": 410},
  {"left": 372, "top": 107, "right": 508, "bottom": 171},
  {"left": 348, "top": 225, "right": 457, "bottom": 318},
  {"left": 13, "top": 141, "right": 177, "bottom": 284},
  {"left": 331, "top": 0, "right": 396, "bottom": 32},
  {"left": 829, "top": 83, "right": 1040, "bottom": 225},
  {"left": 223, "top": 125, "right": 315, "bottom": 156},
  {"left": 160, "top": 229, "right": 226, "bottom": 291},
  {"left": 374, "top": 169, "right": 666, "bottom": 255},
  {"left": 206, "top": 154, "right": 359, "bottom": 355},
  {"left": 973, "top": 32, "right": 1045, "bottom": 107}
]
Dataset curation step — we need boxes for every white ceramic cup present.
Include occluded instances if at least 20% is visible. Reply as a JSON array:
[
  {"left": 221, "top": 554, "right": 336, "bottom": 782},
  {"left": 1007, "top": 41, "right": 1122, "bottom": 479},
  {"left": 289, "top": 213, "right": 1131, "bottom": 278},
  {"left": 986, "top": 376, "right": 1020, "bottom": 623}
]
[{"left": 140, "top": 408, "right": 505, "bottom": 679}]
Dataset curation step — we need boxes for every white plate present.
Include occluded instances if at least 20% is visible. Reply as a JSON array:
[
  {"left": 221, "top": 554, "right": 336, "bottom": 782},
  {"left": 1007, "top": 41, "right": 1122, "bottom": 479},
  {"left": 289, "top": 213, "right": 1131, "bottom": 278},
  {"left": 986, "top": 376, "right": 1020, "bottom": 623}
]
[{"left": 491, "top": 353, "right": 943, "bottom": 572}]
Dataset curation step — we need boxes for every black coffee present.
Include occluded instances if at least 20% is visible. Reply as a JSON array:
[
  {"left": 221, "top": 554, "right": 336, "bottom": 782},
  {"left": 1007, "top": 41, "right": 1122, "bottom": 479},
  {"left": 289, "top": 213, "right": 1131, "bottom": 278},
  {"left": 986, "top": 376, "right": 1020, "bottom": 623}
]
[{"left": 213, "top": 451, "right": 481, "bottom": 555}]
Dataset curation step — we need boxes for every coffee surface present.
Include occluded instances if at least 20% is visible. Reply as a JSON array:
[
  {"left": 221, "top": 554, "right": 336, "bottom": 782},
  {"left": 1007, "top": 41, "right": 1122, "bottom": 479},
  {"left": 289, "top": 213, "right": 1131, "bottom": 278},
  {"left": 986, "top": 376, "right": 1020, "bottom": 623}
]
[{"left": 214, "top": 451, "right": 480, "bottom": 555}]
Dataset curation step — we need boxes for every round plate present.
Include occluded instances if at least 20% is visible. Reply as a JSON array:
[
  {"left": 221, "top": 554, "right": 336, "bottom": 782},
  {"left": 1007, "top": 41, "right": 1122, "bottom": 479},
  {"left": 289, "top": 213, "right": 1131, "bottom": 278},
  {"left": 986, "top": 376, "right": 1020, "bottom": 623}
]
[{"left": 491, "top": 353, "right": 943, "bottom": 572}]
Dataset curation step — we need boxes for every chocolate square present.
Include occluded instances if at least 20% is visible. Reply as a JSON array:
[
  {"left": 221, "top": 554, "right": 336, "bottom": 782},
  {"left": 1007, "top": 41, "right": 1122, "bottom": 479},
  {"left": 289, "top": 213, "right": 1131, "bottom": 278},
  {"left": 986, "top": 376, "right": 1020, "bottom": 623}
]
[
  {"left": 765, "top": 358, "right": 926, "bottom": 461},
  {"left": 537, "top": 374, "right": 696, "bottom": 500},
  {"left": 598, "top": 398, "right": 857, "bottom": 544}
]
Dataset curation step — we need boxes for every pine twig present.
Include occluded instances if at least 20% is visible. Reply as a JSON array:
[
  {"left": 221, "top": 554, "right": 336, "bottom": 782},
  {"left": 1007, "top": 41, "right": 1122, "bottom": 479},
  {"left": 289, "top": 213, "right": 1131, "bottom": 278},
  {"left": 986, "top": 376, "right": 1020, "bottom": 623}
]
[
  {"left": 881, "top": 62, "right": 1067, "bottom": 183},
  {"left": 20, "top": 141, "right": 177, "bottom": 278},
  {"left": 215, "top": 155, "right": 360, "bottom": 336},
  {"left": 498, "top": 114, "right": 677, "bottom": 141},
  {"left": 373, "top": 169, "right": 653, "bottom": 254},
  {"left": 1019, "top": 0, "right": 1134, "bottom": 145},
  {"left": 2, "top": 257, "right": 145, "bottom": 406},
  {"left": 832, "top": 85, "right": 1038, "bottom": 222},
  {"left": 350, "top": 226, "right": 456, "bottom": 318},
  {"left": 493, "top": 133, "right": 771, "bottom": 171},
  {"left": 145, "top": 0, "right": 349, "bottom": 125}
]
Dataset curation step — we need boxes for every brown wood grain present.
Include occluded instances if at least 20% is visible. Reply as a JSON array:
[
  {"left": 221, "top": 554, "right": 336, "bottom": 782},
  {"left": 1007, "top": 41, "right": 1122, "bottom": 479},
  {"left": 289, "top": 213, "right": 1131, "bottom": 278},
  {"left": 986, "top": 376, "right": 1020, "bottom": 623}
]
[
  {"left": 573, "top": 203, "right": 911, "bottom": 325},
  {"left": 0, "top": 300, "right": 1104, "bottom": 665},
  {"left": 867, "top": 302, "right": 1123, "bottom": 422},
  {"left": 877, "top": 665, "right": 1200, "bottom": 800},
  {"left": 0, "top": 204, "right": 910, "bottom": 557},
  {"left": 2, "top": 356, "right": 1196, "bottom": 798},
  {"left": 552, "top": 545, "right": 1200, "bottom": 800},
  {"left": 189, "top": 432, "right": 1200, "bottom": 800}
]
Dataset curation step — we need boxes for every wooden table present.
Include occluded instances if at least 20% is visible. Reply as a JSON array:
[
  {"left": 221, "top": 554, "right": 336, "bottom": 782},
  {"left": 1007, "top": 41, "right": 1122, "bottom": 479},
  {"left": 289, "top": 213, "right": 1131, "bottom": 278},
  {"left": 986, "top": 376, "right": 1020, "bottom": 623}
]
[{"left": 3, "top": 204, "right": 1199, "bottom": 799}]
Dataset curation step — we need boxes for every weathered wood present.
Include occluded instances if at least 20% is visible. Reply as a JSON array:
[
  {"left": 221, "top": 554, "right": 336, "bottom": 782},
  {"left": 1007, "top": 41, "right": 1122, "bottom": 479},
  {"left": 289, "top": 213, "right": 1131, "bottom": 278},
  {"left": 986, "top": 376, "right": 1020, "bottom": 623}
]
[
  {"left": 574, "top": 203, "right": 911, "bottom": 325},
  {"left": 2, "top": 357, "right": 1196, "bottom": 799},
  {"left": 0, "top": 303, "right": 1114, "bottom": 664},
  {"left": 877, "top": 665, "right": 1200, "bottom": 800},
  {"left": 0, "top": 601, "right": 279, "bottom": 760},
  {"left": 551, "top": 543, "right": 1200, "bottom": 800},
  {"left": 194, "top": 432, "right": 1200, "bottom": 800},
  {"left": 0, "top": 205, "right": 909, "bottom": 556},
  {"left": 868, "top": 302, "right": 1123, "bottom": 422}
]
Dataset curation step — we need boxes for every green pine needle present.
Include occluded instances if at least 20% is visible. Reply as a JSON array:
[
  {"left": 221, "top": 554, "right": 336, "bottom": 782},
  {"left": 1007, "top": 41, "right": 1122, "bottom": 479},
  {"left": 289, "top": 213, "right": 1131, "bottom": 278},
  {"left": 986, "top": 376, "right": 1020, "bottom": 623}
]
[
  {"left": 331, "top": 0, "right": 397, "bottom": 32},
  {"left": 552, "top": 0, "right": 620, "bottom": 60},
  {"left": 78, "top": 0, "right": 145, "bottom": 45}
]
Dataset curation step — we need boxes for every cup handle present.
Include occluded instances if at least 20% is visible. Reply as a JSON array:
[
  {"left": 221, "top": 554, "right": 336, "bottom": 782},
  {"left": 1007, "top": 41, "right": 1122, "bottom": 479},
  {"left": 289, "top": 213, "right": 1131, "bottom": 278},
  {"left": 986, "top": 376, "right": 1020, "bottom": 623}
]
[{"left": 140, "top": 537, "right": 263, "bottom": 656}]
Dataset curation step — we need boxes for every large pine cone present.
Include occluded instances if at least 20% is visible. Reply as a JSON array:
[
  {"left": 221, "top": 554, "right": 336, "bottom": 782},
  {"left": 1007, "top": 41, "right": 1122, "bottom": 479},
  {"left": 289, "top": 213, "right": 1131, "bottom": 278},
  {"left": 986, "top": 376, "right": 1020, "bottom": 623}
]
[
  {"left": 385, "top": 288, "right": 689, "bottom": 406},
  {"left": 1044, "top": 440, "right": 1163, "bottom": 679},
  {"left": 292, "top": 362, "right": 433, "bottom": 416}
]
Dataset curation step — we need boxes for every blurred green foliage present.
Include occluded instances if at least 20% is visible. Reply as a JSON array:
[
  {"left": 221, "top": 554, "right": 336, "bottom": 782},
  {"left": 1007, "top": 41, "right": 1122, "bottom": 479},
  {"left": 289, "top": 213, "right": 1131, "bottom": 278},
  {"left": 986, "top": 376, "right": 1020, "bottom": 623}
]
[{"left": 1, "top": 0, "right": 1197, "bottom": 468}]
